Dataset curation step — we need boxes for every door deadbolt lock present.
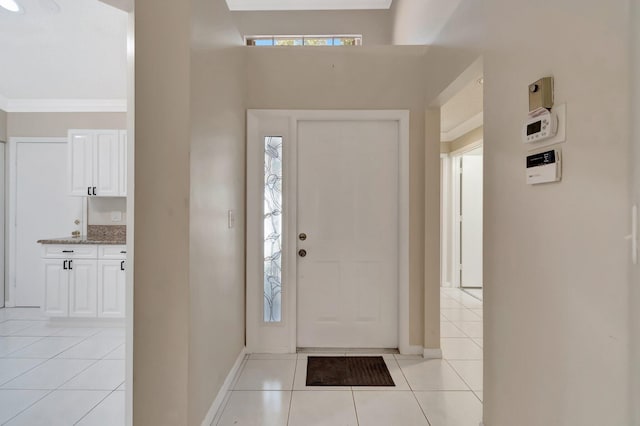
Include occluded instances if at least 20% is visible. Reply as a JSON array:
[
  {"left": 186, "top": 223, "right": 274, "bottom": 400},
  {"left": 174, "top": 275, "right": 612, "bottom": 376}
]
[
  {"left": 299, "top": 233, "right": 307, "bottom": 241},
  {"left": 298, "top": 249, "right": 307, "bottom": 257}
]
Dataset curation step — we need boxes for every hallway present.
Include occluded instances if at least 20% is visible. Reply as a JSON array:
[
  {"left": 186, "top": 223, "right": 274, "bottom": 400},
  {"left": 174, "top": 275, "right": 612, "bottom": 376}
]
[{"left": 213, "top": 288, "right": 482, "bottom": 426}]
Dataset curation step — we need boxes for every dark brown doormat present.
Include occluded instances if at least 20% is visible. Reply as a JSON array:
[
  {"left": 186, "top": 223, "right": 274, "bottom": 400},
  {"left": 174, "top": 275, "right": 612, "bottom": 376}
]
[{"left": 306, "top": 356, "right": 395, "bottom": 386}]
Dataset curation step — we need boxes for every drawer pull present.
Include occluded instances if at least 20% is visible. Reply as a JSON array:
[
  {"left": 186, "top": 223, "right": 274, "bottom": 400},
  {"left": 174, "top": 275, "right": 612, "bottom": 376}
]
[
  {"left": 120, "top": 251, "right": 126, "bottom": 254},
  {"left": 62, "top": 250, "right": 74, "bottom": 253}
]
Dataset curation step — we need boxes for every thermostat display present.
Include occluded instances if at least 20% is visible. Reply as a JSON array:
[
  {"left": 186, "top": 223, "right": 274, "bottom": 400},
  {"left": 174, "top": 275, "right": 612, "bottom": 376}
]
[{"left": 523, "top": 107, "right": 558, "bottom": 143}]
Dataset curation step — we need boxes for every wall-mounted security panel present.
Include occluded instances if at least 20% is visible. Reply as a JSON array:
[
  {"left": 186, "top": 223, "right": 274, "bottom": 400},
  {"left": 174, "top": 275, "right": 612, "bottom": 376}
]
[
  {"left": 523, "top": 107, "right": 558, "bottom": 144},
  {"left": 526, "top": 149, "right": 561, "bottom": 185},
  {"left": 529, "top": 76, "right": 554, "bottom": 111}
]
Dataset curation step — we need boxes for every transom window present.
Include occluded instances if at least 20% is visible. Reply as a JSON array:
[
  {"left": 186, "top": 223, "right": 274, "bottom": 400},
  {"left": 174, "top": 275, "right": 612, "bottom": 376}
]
[{"left": 246, "top": 35, "right": 363, "bottom": 46}]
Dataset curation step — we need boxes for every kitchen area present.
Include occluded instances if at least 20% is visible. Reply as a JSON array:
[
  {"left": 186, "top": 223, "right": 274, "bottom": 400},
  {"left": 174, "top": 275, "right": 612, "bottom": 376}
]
[
  {"left": 0, "top": 0, "right": 130, "bottom": 422},
  {"left": 0, "top": 127, "right": 128, "bottom": 425}
]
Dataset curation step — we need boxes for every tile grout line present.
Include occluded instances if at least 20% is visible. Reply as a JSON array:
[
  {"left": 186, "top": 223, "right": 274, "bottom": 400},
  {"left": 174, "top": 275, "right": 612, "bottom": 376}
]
[
  {"left": 350, "top": 388, "right": 360, "bottom": 426},
  {"left": 0, "top": 389, "right": 55, "bottom": 425},
  {"left": 285, "top": 356, "right": 297, "bottom": 426},
  {"left": 72, "top": 389, "right": 117, "bottom": 425},
  {"left": 410, "top": 387, "right": 432, "bottom": 426}
]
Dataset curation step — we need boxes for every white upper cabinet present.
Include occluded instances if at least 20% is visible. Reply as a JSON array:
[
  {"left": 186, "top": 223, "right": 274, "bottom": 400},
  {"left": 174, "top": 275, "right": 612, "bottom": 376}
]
[{"left": 68, "top": 129, "right": 126, "bottom": 197}]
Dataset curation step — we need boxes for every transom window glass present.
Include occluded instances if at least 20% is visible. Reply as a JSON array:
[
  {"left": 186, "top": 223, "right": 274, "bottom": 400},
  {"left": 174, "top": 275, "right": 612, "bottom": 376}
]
[{"left": 246, "top": 35, "right": 362, "bottom": 47}]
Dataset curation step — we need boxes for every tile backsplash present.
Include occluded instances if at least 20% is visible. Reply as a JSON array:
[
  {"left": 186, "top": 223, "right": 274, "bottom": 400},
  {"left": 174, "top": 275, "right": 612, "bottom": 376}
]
[{"left": 87, "top": 225, "right": 126, "bottom": 242}]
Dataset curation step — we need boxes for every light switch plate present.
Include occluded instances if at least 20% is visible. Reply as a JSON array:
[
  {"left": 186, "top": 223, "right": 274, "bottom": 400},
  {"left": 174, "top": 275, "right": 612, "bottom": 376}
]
[
  {"left": 228, "top": 210, "right": 235, "bottom": 229},
  {"left": 111, "top": 211, "right": 123, "bottom": 222}
]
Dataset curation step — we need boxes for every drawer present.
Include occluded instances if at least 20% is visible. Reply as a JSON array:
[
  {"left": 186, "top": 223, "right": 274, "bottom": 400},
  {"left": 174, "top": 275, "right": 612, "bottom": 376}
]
[
  {"left": 98, "top": 245, "right": 127, "bottom": 260},
  {"left": 42, "top": 244, "right": 98, "bottom": 259}
]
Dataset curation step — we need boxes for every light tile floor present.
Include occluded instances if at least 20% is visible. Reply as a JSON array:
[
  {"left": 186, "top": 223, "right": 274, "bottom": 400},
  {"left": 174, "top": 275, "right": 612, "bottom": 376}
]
[
  {"left": 214, "top": 288, "right": 483, "bottom": 426},
  {"left": 0, "top": 308, "right": 125, "bottom": 425}
]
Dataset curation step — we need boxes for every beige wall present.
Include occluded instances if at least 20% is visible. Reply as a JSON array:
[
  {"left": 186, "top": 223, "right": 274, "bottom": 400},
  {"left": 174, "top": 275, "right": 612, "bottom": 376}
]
[
  {"left": 631, "top": 0, "right": 640, "bottom": 423},
  {"left": 398, "top": 0, "right": 630, "bottom": 426},
  {"left": 247, "top": 46, "right": 431, "bottom": 346},
  {"left": 133, "top": 0, "right": 191, "bottom": 424},
  {"left": 424, "top": 109, "right": 441, "bottom": 350},
  {"left": 6, "top": 112, "right": 126, "bottom": 137},
  {"left": 397, "top": 0, "right": 633, "bottom": 423},
  {"left": 189, "top": 1, "right": 245, "bottom": 425},
  {"left": 232, "top": 10, "right": 392, "bottom": 45},
  {"left": 134, "top": 0, "right": 245, "bottom": 424},
  {"left": 482, "top": 1, "right": 630, "bottom": 424},
  {"left": 0, "top": 109, "right": 6, "bottom": 142}
]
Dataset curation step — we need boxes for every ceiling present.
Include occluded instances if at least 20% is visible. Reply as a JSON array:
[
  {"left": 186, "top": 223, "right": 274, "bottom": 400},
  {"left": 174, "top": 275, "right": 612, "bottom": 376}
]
[
  {"left": 441, "top": 75, "right": 483, "bottom": 142},
  {"left": 227, "top": 0, "right": 393, "bottom": 11},
  {"left": 0, "top": 0, "right": 127, "bottom": 108}
]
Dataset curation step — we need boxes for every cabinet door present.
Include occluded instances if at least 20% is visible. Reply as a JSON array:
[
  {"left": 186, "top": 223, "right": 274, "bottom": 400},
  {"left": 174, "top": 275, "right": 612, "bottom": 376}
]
[
  {"left": 97, "top": 260, "right": 125, "bottom": 318},
  {"left": 68, "top": 259, "right": 98, "bottom": 317},
  {"left": 68, "top": 131, "right": 95, "bottom": 196},
  {"left": 43, "top": 259, "right": 68, "bottom": 317},
  {"left": 119, "top": 131, "right": 127, "bottom": 196},
  {"left": 95, "top": 131, "right": 120, "bottom": 197}
]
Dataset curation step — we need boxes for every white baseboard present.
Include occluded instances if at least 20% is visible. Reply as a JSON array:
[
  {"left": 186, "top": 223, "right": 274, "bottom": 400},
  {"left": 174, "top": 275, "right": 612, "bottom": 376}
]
[
  {"left": 201, "top": 347, "right": 246, "bottom": 426},
  {"left": 423, "top": 348, "right": 443, "bottom": 359},
  {"left": 400, "top": 344, "right": 424, "bottom": 356}
]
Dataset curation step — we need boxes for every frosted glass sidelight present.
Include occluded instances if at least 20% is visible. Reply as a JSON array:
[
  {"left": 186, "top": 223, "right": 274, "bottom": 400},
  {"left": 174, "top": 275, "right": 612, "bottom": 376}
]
[{"left": 264, "top": 137, "right": 283, "bottom": 322}]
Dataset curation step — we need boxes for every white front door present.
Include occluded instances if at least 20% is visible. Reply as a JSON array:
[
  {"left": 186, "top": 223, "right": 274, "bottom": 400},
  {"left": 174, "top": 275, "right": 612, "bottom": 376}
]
[
  {"left": 296, "top": 120, "right": 399, "bottom": 348},
  {"left": 14, "top": 140, "right": 83, "bottom": 307}
]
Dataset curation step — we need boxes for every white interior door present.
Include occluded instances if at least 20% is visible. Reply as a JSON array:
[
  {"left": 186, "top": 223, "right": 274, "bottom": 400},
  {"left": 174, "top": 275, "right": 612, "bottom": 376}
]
[
  {"left": 459, "top": 148, "right": 483, "bottom": 288},
  {"left": 15, "top": 141, "right": 83, "bottom": 307},
  {"left": 296, "top": 120, "right": 399, "bottom": 348}
]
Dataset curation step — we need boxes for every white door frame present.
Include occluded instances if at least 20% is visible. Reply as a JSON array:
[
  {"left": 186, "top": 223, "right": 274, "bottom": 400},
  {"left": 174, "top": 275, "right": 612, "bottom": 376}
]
[
  {"left": 6, "top": 137, "right": 88, "bottom": 307},
  {"left": 246, "top": 110, "right": 412, "bottom": 354}
]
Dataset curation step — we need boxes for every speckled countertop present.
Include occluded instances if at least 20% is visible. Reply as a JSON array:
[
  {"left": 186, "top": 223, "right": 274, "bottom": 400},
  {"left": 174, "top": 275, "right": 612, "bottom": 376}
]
[
  {"left": 38, "top": 225, "right": 126, "bottom": 245},
  {"left": 37, "top": 236, "right": 125, "bottom": 245}
]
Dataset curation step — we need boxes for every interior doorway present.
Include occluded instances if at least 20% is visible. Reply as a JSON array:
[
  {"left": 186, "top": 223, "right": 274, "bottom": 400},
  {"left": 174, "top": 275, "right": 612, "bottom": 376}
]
[{"left": 454, "top": 146, "right": 483, "bottom": 290}]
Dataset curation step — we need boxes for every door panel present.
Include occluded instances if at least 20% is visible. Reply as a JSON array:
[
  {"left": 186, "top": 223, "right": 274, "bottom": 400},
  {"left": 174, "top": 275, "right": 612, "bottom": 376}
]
[
  {"left": 95, "top": 131, "right": 120, "bottom": 197},
  {"left": 460, "top": 150, "right": 483, "bottom": 288},
  {"left": 297, "top": 120, "right": 399, "bottom": 348},
  {"left": 16, "top": 141, "right": 83, "bottom": 307},
  {"left": 42, "top": 259, "right": 68, "bottom": 317},
  {"left": 68, "top": 259, "right": 97, "bottom": 317},
  {"left": 98, "top": 260, "right": 126, "bottom": 318},
  {"left": 68, "top": 132, "right": 94, "bottom": 196}
]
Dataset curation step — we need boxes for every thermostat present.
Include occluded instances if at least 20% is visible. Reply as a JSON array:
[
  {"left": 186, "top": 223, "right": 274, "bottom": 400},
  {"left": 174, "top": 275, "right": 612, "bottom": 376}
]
[
  {"left": 523, "top": 107, "right": 558, "bottom": 144},
  {"left": 526, "top": 149, "right": 561, "bottom": 185}
]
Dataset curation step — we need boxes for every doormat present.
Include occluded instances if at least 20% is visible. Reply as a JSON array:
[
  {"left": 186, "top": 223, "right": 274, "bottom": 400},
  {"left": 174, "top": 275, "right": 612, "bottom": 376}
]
[{"left": 306, "top": 356, "right": 395, "bottom": 386}]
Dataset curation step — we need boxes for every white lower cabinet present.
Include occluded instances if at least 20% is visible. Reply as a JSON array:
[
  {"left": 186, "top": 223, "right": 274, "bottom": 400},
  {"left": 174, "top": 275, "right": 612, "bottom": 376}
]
[
  {"left": 41, "top": 244, "right": 125, "bottom": 319},
  {"left": 98, "top": 260, "right": 126, "bottom": 318}
]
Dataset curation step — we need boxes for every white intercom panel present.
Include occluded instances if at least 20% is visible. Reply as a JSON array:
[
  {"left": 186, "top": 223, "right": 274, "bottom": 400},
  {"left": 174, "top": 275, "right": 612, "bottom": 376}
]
[{"left": 526, "top": 149, "right": 561, "bottom": 185}]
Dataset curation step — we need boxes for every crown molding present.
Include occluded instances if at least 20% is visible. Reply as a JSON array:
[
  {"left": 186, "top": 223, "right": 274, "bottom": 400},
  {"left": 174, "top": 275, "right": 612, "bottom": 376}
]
[
  {"left": 0, "top": 98, "right": 127, "bottom": 113},
  {"left": 441, "top": 111, "right": 483, "bottom": 142},
  {"left": 227, "top": 0, "right": 392, "bottom": 11}
]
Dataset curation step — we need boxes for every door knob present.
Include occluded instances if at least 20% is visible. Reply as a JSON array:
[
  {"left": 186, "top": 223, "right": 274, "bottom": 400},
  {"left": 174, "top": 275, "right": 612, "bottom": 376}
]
[
  {"left": 298, "top": 249, "right": 307, "bottom": 258},
  {"left": 299, "top": 233, "right": 307, "bottom": 241}
]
